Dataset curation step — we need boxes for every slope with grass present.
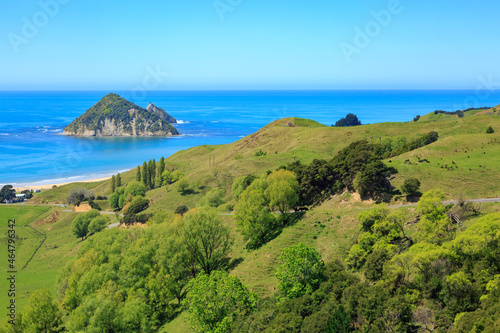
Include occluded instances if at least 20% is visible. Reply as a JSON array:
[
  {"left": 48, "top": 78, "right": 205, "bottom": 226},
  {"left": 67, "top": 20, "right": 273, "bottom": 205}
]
[
  {"left": 0, "top": 205, "right": 120, "bottom": 311},
  {"left": 6, "top": 112, "right": 500, "bottom": 331},
  {"left": 31, "top": 113, "right": 500, "bottom": 209}
]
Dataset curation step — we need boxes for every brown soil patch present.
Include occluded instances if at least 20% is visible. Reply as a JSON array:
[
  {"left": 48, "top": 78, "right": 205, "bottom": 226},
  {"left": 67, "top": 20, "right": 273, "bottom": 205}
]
[
  {"left": 74, "top": 202, "right": 92, "bottom": 212},
  {"left": 35, "top": 210, "right": 59, "bottom": 226}
]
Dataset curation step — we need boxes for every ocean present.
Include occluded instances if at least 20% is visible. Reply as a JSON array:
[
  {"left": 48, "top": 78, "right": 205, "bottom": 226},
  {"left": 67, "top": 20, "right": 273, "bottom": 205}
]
[{"left": 1, "top": 90, "right": 499, "bottom": 186}]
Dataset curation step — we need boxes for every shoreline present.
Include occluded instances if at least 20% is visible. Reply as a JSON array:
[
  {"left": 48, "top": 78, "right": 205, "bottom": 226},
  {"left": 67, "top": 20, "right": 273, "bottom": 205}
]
[{"left": 13, "top": 176, "right": 111, "bottom": 192}]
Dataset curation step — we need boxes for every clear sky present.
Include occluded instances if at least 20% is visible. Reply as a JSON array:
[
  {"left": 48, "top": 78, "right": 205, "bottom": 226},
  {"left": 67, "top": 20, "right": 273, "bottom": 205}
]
[{"left": 1, "top": 0, "right": 499, "bottom": 90}]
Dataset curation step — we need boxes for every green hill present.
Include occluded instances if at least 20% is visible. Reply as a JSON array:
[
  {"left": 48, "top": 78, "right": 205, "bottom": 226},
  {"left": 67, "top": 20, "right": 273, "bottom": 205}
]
[
  {"left": 36, "top": 113, "right": 500, "bottom": 207},
  {"left": 5, "top": 112, "right": 500, "bottom": 332},
  {"left": 63, "top": 93, "right": 179, "bottom": 136}
]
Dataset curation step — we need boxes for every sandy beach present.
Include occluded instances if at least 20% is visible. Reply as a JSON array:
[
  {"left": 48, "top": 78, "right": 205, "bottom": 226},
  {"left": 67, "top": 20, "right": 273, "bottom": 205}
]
[{"left": 13, "top": 176, "right": 111, "bottom": 192}]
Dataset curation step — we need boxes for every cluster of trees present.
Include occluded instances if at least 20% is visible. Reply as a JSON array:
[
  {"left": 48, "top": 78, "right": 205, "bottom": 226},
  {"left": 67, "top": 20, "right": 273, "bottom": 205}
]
[
  {"left": 381, "top": 131, "right": 439, "bottom": 158},
  {"left": 284, "top": 140, "right": 396, "bottom": 205},
  {"left": 72, "top": 209, "right": 109, "bottom": 240},
  {"left": 0, "top": 185, "right": 16, "bottom": 202},
  {"left": 233, "top": 197, "right": 500, "bottom": 332},
  {"left": 234, "top": 169, "right": 299, "bottom": 249},
  {"left": 1, "top": 288, "right": 62, "bottom": 332},
  {"left": 109, "top": 181, "right": 150, "bottom": 223},
  {"left": 8, "top": 184, "right": 500, "bottom": 332},
  {"left": 281, "top": 135, "right": 438, "bottom": 206},
  {"left": 135, "top": 157, "right": 185, "bottom": 190},
  {"left": 67, "top": 187, "right": 102, "bottom": 209},
  {"left": 55, "top": 208, "right": 235, "bottom": 332},
  {"left": 333, "top": 113, "right": 362, "bottom": 127},
  {"left": 110, "top": 173, "right": 121, "bottom": 192}
]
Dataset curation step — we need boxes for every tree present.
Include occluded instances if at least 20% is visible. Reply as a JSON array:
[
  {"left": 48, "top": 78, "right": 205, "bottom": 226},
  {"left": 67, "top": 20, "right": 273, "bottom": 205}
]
[
  {"left": 88, "top": 215, "right": 109, "bottom": 234},
  {"left": 158, "top": 156, "right": 165, "bottom": 179},
  {"left": 265, "top": 169, "right": 299, "bottom": 215},
  {"left": 353, "top": 160, "right": 393, "bottom": 199},
  {"left": 116, "top": 173, "right": 122, "bottom": 188},
  {"left": 123, "top": 197, "right": 150, "bottom": 224},
  {"left": 110, "top": 191, "right": 120, "bottom": 210},
  {"left": 0, "top": 185, "right": 15, "bottom": 202},
  {"left": 200, "top": 188, "right": 225, "bottom": 207},
  {"left": 125, "top": 181, "right": 146, "bottom": 197},
  {"left": 234, "top": 177, "right": 277, "bottom": 249},
  {"left": 275, "top": 243, "right": 326, "bottom": 299},
  {"left": 334, "top": 113, "right": 361, "bottom": 127},
  {"left": 364, "top": 249, "right": 390, "bottom": 282},
  {"left": 111, "top": 175, "right": 116, "bottom": 193},
  {"left": 486, "top": 126, "right": 494, "bottom": 133},
  {"left": 401, "top": 178, "right": 421, "bottom": 199},
  {"left": 147, "top": 159, "right": 155, "bottom": 188},
  {"left": 136, "top": 166, "right": 141, "bottom": 182},
  {"left": 66, "top": 187, "right": 92, "bottom": 206},
  {"left": 183, "top": 271, "right": 256, "bottom": 333},
  {"left": 175, "top": 205, "right": 189, "bottom": 215},
  {"left": 416, "top": 189, "right": 454, "bottom": 245},
  {"left": 232, "top": 174, "right": 257, "bottom": 199},
  {"left": 142, "top": 161, "right": 149, "bottom": 188},
  {"left": 182, "top": 209, "right": 233, "bottom": 275},
  {"left": 177, "top": 178, "right": 191, "bottom": 194},
  {"left": 72, "top": 210, "right": 100, "bottom": 240},
  {"left": 23, "top": 288, "right": 62, "bottom": 333}
]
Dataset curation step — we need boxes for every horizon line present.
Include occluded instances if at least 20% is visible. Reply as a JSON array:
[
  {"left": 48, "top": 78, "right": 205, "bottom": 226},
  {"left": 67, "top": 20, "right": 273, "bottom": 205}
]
[{"left": 0, "top": 88, "right": 489, "bottom": 92}]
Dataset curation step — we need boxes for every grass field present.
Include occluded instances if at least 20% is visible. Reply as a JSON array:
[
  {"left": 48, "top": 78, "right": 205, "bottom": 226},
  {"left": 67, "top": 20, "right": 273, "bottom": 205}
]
[{"left": 0, "top": 205, "right": 120, "bottom": 312}]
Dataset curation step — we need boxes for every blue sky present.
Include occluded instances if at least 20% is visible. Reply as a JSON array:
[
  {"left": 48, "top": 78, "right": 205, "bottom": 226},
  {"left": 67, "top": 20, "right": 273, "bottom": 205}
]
[{"left": 0, "top": 0, "right": 499, "bottom": 90}]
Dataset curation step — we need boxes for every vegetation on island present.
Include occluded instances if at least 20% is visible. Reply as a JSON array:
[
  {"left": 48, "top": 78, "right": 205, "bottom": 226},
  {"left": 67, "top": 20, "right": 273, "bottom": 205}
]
[{"left": 63, "top": 93, "right": 179, "bottom": 136}]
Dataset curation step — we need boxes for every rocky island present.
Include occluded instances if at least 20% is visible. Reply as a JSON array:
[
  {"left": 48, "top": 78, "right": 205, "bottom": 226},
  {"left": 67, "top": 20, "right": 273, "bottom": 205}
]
[{"left": 63, "top": 93, "right": 179, "bottom": 137}]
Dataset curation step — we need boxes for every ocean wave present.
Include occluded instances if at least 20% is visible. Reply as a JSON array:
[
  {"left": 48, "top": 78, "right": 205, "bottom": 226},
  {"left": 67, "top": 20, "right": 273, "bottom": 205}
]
[
  {"left": 176, "top": 120, "right": 190, "bottom": 124},
  {"left": 0, "top": 133, "right": 9, "bottom": 136}
]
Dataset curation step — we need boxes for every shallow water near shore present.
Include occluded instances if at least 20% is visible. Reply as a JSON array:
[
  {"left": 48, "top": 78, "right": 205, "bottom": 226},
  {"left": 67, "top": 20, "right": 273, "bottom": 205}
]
[{"left": 1, "top": 90, "right": 499, "bottom": 185}]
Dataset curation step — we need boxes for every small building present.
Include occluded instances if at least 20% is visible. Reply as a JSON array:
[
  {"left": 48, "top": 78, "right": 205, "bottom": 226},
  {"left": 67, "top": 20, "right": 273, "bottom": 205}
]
[{"left": 15, "top": 193, "right": 26, "bottom": 201}]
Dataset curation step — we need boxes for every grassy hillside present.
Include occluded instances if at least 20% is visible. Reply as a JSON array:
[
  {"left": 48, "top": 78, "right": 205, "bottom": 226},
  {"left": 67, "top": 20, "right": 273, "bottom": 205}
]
[
  {"left": 4, "top": 112, "right": 500, "bottom": 331},
  {"left": 32, "top": 114, "right": 500, "bottom": 210},
  {"left": 0, "top": 205, "right": 119, "bottom": 311}
]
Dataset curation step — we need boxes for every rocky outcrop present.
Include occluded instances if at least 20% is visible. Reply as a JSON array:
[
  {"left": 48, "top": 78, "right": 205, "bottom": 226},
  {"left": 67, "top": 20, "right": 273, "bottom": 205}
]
[
  {"left": 63, "top": 93, "right": 179, "bottom": 137},
  {"left": 146, "top": 103, "right": 177, "bottom": 123}
]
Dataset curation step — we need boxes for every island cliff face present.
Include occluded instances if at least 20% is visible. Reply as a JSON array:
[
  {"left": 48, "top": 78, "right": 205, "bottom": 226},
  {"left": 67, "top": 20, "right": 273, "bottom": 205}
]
[{"left": 63, "top": 93, "right": 179, "bottom": 137}]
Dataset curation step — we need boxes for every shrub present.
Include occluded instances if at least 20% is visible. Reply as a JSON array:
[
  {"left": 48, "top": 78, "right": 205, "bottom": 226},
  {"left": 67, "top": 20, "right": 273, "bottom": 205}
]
[
  {"left": 334, "top": 113, "right": 361, "bottom": 127},
  {"left": 401, "top": 178, "right": 421, "bottom": 198},
  {"left": 200, "top": 188, "right": 225, "bottom": 207},
  {"left": 276, "top": 243, "right": 326, "bottom": 299},
  {"left": 183, "top": 271, "right": 256, "bottom": 333},
  {"left": 125, "top": 181, "right": 147, "bottom": 197},
  {"left": 254, "top": 149, "right": 266, "bottom": 157},
  {"left": 176, "top": 178, "right": 192, "bottom": 194},
  {"left": 175, "top": 205, "right": 189, "bottom": 215},
  {"left": 486, "top": 126, "right": 494, "bottom": 133}
]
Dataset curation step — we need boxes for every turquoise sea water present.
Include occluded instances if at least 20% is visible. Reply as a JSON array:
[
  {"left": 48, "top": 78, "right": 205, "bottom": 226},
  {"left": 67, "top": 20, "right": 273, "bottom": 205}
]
[{"left": 1, "top": 90, "right": 499, "bottom": 186}]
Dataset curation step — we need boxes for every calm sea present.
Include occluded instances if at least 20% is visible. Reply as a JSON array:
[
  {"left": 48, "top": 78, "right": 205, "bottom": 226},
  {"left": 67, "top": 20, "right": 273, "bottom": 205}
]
[{"left": 1, "top": 90, "right": 499, "bottom": 186}]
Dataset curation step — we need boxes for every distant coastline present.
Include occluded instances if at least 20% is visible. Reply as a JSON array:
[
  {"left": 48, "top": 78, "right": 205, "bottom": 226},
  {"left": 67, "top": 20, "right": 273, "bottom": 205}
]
[
  {"left": 12, "top": 176, "right": 112, "bottom": 192},
  {"left": 2, "top": 90, "right": 500, "bottom": 186}
]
